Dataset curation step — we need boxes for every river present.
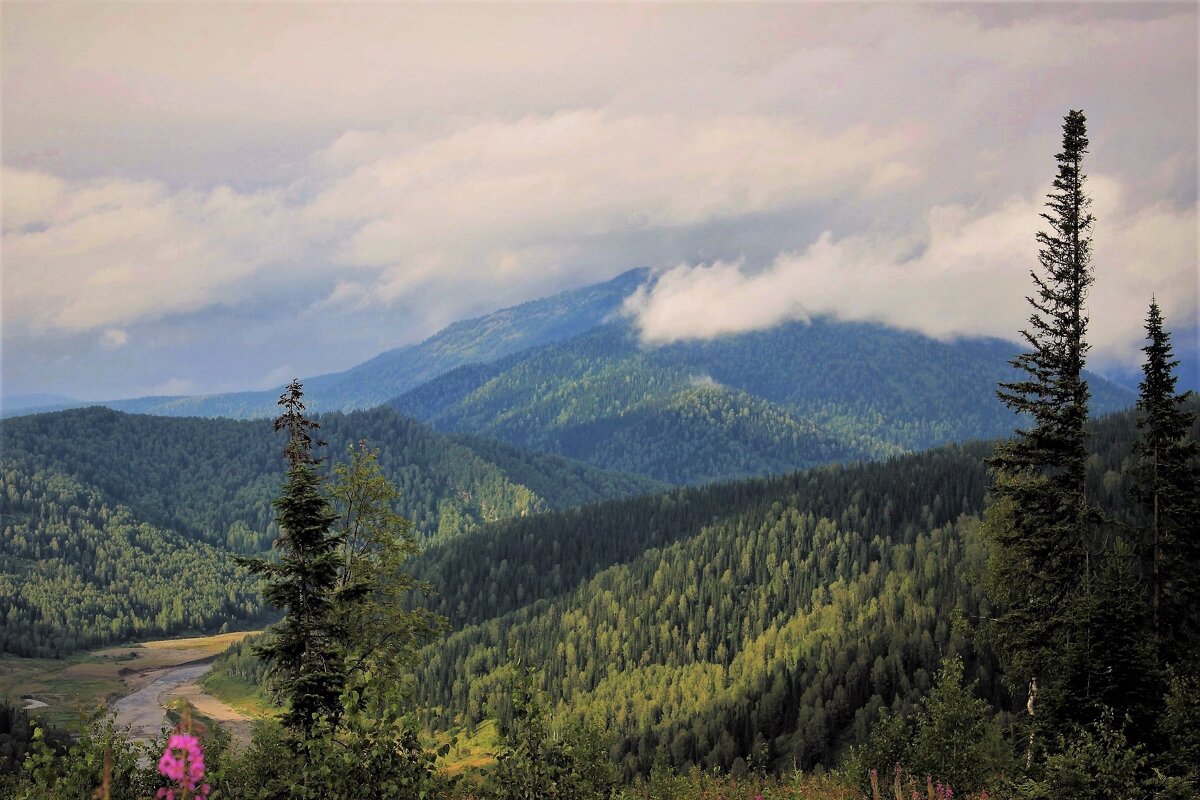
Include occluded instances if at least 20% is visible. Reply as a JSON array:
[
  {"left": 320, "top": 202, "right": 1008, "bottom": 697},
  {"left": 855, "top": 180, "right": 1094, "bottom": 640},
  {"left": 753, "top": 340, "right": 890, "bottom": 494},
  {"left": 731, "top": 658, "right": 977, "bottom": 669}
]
[{"left": 110, "top": 660, "right": 252, "bottom": 748}]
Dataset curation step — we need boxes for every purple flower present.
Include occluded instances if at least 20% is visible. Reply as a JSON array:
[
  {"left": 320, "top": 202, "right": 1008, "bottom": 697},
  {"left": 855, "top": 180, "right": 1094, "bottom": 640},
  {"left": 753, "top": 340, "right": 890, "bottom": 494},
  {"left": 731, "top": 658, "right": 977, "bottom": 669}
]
[{"left": 156, "top": 733, "right": 208, "bottom": 800}]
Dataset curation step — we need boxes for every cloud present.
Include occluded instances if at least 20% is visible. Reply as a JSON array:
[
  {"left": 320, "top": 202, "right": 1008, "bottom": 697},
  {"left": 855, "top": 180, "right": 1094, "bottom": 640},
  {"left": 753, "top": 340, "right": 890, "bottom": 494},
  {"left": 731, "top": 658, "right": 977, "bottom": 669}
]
[
  {"left": 1, "top": 3, "right": 1195, "bottom": 398},
  {"left": 1, "top": 167, "right": 67, "bottom": 230},
  {"left": 255, "top": 365, "right": 293, "bottom": 392},
  {"left": 626, "top": 178, "right": 1197, "bottom": 369},
  {"left": 100, "top": 328, "right": 128, "bottom": 349},
  {"left": 309, "top": 111, "right": 919, "bottom": 265},
  {"left": 3, "top": 174, "right": 312, "bottom": 333}
]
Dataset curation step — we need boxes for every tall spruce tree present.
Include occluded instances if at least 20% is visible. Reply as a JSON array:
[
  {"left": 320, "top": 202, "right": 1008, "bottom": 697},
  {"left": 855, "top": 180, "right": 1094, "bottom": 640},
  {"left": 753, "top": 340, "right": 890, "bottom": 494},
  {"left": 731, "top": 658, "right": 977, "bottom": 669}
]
[
  {"left": 1132, "top": 299, "right": 1199, "bottom": 665},
  {"left": 239, "top": 380, "right": 346, "bottom": 734},
  {"left": 983, "top": 109, "right": 1095, "bottom": 757}
]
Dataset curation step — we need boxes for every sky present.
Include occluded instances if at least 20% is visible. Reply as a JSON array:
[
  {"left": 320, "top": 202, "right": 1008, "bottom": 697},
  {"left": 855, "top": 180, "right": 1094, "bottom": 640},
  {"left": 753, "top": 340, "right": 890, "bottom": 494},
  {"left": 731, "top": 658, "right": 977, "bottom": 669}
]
[{"left": 2, "top": 2, "right": 1197, "bottom": 402}]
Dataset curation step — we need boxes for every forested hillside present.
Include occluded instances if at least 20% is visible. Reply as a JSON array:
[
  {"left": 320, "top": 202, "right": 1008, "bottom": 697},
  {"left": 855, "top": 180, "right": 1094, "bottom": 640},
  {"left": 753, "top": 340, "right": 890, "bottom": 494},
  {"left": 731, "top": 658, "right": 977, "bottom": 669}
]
[
  {"left": 0, "top": 463, "right": 260, "bottom": 657},
  {"left": 390, "top": 320, "right": 1132, "bottom": 484},
  {"left": 0, "top": 405, "right": 659, "bottom": 658},
  {"left": 0, "top": 406, "right": 661, "bottom": 553},
  {"left": 396, "top": 401, "right": 1190, "bottom": 778}
]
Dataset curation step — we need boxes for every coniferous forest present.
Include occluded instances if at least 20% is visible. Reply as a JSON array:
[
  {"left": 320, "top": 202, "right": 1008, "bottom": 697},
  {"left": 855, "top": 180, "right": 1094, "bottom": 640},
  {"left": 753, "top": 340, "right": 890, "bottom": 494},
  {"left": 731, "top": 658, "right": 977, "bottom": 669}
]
[{"left": 1, "top": 104, "right": 1197, "bottom": 800}]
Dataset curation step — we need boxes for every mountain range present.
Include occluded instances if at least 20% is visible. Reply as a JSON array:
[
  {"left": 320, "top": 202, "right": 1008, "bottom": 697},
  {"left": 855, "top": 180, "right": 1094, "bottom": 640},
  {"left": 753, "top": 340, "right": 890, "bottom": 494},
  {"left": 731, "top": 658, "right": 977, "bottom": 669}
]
[{"left": 2, "top": 270, "right": 1135, "bottom": 488}]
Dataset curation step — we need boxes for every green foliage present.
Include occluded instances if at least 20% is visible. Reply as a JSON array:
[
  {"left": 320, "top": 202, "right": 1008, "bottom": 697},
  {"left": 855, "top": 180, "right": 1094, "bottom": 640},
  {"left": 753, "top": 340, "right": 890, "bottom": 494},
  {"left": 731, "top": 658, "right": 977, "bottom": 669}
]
[
  {"left": 0, "top": 464, "right": 261, "bottom": 657},
  {"left": 1013, "top": 710, "right": 1147, "bottom": 800},
  {"left": 0, "top": 403, "right": 658, "bottom": 658},
  {"left": 12, "top": 716, "right": 159, "bottom": 800},
  {"left": 908, "top": 657, "right": 1009, "bottom": 792},
  {"left": 392, "top": 317, "right": 1131, "bottom": 485},
  {"left": 1158, "top": 667, "right": 1200, "bottom": 784},
  {"left": 328, "top": 442, "right": 444, "bottom": 690},
  {"left": 843, "top": 657, "right": 1007, "bottom": 794},
  {"left": 486, "top": 666, "right": 617, "bottom": 800},
  {"left": 0, "top": 702, "right": 42, "bottom": 777},
  {"left": 415, "top": 442, "right": 1001, "bottom": 777},
  {"left": 984, "top": 109, "right": 1101, "bottom": 746},
  {"left": 1052, "top": 538, "right": 1162, "bottom": 741},
  {"left": 1, "top": 404, "right": 658, "bottom": 556},
  {"left": 840, "top": 710, "right": 910, "bottom": 793},
  {"left": 291, "top": 711, "right": 445, "bottom": 800}
]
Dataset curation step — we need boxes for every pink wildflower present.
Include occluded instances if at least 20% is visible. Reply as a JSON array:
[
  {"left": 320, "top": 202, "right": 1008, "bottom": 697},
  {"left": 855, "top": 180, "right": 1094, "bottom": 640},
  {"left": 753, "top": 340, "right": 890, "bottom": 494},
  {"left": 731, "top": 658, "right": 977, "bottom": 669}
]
[{"left": 156, "top": 733, "right": 208, "bottom": 800}]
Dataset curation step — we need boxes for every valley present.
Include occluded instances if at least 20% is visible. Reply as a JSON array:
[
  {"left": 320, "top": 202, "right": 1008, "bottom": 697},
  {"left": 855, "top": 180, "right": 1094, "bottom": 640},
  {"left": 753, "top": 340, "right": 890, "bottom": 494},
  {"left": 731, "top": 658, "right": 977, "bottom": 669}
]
[
  {"left": 0, "top": 633, "right": 256, "bottom": 736},
  {"left": 2, "top": 262, "right": 1193, "bottom": 798}
]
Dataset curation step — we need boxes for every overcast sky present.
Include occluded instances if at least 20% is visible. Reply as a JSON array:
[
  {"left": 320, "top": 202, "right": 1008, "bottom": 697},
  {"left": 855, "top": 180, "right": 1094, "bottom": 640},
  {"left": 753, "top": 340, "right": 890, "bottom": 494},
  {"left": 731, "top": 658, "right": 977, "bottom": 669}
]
[{"left": 2, "top": 2, "right": 1196, "bottom": 402}]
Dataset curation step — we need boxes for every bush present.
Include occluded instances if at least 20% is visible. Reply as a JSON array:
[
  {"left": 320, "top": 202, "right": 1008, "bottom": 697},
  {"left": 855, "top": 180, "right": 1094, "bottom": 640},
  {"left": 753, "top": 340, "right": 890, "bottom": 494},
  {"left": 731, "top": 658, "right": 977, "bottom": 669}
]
[{"left": 1014, "top": 709, "right": 1147, "bottom": 800}]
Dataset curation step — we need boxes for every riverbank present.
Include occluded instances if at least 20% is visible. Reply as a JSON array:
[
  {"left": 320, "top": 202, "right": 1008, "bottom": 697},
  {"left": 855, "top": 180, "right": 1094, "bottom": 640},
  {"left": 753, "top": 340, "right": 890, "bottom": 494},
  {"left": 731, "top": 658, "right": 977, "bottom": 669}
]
[
  {"left": 111, "top": 658, "right": 254, "bottom": 748},
  {"left": 0, "top": 631, "right": 259, "bottom": 739}
]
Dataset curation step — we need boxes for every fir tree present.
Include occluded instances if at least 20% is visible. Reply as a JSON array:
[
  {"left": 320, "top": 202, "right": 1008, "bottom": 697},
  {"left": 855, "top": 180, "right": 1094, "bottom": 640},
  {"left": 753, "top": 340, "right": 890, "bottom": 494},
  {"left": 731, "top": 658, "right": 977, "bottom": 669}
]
[
  {"left": 1132, "top": 299, "right": 1199, "bottom": 665},
  {"left": 983, "top": 109, "right": 1096, "bottom": 757},
  {"left": 238, "top": 380, "right": 345, "bottom": 734}
]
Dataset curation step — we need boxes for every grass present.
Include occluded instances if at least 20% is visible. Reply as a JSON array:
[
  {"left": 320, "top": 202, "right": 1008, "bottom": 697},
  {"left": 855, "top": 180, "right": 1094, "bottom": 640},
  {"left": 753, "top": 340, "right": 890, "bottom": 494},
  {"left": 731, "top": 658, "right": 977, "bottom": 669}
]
[
  {"left": 434, "top": 719, "right": 501, "bottom": 776},
  {"left": 197, "top": 671, "right": 277, "bottom": 720}
]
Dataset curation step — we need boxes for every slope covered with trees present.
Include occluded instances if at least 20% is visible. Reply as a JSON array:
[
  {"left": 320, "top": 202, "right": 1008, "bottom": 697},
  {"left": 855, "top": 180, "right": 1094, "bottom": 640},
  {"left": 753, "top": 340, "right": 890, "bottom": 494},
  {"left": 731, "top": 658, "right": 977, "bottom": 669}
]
[
  {"left": 390, "top": 319, "right": 1131, "bottom": 484},
  {"left": 0, "top": 406, "right": 661, "bottom": 554},
  {"left": 0, "top": 404, "right": 659, "bottom": 658},
  {"left": 404, "top": 397, "right": 1192, "bottom": 779},
  {"left": 0, "top": 461, "right": 261, "bottom": 657}
]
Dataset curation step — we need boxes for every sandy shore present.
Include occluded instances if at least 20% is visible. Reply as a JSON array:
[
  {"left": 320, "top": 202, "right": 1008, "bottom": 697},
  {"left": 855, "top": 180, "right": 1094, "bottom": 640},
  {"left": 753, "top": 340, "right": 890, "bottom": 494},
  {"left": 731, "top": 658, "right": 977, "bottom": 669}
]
[{"left": 111, "top": 660, "right": 253, "bottom": 748}]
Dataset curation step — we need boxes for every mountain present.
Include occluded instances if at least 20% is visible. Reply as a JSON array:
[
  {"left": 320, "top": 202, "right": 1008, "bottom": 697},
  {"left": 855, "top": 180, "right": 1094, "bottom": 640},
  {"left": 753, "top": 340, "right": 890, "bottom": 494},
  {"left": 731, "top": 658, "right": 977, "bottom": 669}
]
[
  {"left": 0, "top": 394, "right": 77, "bottom": 416},
  {"left": 0, "top": 405, "right": 662, "bottom": 553},
  {"left": 0, "top": 462, "right": 262, "bottom": 657},
  {"left": 390, "top": 319, "right": 1134, "bottom": 484},
  {"left": 6, "top": 271, "right": 1135, "bottom": 491},
  {"left": 38, "top": 269, "right": 649, "bottom": 421}
]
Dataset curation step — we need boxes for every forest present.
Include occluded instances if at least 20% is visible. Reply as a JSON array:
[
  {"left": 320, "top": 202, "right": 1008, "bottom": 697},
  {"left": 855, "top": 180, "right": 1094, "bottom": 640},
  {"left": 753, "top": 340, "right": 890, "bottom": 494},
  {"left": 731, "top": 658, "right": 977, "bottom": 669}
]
[
  {"left": 1, "top": 110, "right": 1197, "bottom": 800},
  {"left": 0, "top": 406, "right": 659, "bottom": 657}
]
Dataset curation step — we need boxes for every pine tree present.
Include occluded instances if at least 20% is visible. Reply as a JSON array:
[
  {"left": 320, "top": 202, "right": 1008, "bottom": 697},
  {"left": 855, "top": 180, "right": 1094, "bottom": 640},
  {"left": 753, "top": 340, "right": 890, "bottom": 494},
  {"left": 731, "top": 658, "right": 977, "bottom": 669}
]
[
  {"left": 1132, "top": 300, "right": 1199, "bottom": 665},
  {"left": 983, "top": 109, "right": 1095, "bottom": 757},
  {"left": 238, "top": 380, "right": 345, "bottom": 734}
]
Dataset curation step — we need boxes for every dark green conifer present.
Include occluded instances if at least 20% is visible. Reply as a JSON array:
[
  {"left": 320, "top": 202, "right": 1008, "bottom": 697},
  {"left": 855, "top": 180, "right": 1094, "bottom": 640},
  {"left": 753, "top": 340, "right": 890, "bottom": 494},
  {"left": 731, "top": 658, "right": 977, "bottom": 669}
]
[
  {"left": 1132, "top": 299, "right": 1199, "bottom": 664},
  {"left": 983, "top": 109, "right": 1096, "bottom": 754},
  {"left": 238, "top": 380, "right": 345, "bottom": 734}
]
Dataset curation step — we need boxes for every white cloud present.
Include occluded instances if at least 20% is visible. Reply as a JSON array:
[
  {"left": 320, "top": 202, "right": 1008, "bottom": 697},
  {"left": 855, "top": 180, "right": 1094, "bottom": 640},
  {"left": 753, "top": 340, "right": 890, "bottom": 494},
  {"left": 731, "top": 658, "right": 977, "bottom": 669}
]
[
  {"left": 310, "top": 110, "right": 918, "bottom": 263},
  {"left": 1, "top": 3, "right": 1195, "bottom": 396},
  {"left": 1, "top": 167, "right": 66, "bottom": 230},
  {"left": 3, "top": 174, "right": 311, "bottom": 332},
  {"left": 148, "top": 377, "right": 197, "bottom": 396},
  {"left": 626, "top": 179, "right": 1197, "bottom": 369},
  {"left": 688, "top": 373, "right": 721, "bottom": 389}
]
